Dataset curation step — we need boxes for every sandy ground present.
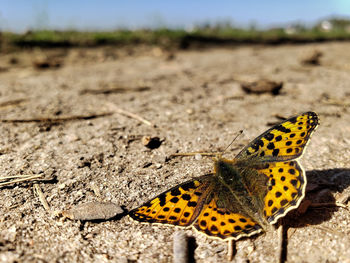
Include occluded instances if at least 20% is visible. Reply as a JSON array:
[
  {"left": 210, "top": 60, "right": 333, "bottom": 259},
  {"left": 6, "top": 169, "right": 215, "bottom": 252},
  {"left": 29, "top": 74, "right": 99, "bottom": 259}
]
[{"left": 0, "top": 42, "right": 349, "bottom": 263}]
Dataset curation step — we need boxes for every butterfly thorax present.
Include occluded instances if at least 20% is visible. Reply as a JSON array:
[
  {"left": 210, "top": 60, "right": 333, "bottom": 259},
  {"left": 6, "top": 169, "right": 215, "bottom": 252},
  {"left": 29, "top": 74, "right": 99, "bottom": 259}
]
[{"left": 213, "top": 157, "right": 269, "bottom": 228}]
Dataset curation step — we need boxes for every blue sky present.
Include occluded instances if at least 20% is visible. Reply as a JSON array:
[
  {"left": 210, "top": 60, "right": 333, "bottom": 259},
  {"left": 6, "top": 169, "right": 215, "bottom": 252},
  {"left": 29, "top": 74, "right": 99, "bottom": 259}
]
[{"left": 1, "top": 0, "right": 350, "bottom": 32}]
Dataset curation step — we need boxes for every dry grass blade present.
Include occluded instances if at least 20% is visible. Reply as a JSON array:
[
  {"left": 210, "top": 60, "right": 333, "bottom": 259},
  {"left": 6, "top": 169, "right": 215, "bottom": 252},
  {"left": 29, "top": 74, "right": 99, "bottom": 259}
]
[
  {"left": 33, "top": 183, "right": 50, "bottom": 211},
  {"left": 0, "top": 174, "right": 44, "bottom": 187},
  {"left": 311, "top": 225, "right": 346, "bottom": 237},
  {"left": 309, "top": 202, "right": 347, "bottom": 208},
  {"left": 0, "top": 112, "right": 113, "bottom": 123},
  {"left": 0, "top": 174, "right": 37, "bottom": 180},
  {"left": 0, "top": 98, "right": 28, "bottom": 108},
  {"left": 80, "top": 86, "right": 150, "bottom": 95},
  {"left": 106, "top": 102, "right": 155, "bottom": 127}
]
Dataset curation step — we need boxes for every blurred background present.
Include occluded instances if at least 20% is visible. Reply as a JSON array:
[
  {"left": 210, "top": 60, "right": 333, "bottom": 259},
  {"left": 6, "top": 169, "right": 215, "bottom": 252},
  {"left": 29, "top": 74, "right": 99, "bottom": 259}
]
[
  {"left": 1, "top": 1, "right": 350, "bottom": 263},
  {"left": 1, "top": 0, "right": 350, "bottom": 47}
]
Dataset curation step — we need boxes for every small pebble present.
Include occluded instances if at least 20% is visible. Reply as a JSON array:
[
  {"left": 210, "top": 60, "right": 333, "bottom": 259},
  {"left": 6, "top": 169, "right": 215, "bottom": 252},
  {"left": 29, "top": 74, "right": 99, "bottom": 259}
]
[
  {"left": 141, "top": 136, "right": 162, "bottom": 149},
  {"left": 241, "top": 79, "right": 283, "bottom": 95},
  {"left": 62, "top": 202, "right": 123, "bottom": 220},
  {"left": 195, "top": 153, "right": 202, "bottom": 161}
]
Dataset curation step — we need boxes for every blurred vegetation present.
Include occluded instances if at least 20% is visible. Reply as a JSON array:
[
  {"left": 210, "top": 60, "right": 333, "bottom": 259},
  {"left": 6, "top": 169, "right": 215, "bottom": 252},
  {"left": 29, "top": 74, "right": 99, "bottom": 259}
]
[{"left": 1, "top": 18, "right": 350, "bottom": 50}]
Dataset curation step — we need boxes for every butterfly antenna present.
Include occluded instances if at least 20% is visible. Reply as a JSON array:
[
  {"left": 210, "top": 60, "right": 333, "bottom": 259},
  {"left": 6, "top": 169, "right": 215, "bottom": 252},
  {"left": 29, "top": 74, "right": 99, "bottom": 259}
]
[{"left": 221, "top": 130, "right": 243, "bottom": 155}]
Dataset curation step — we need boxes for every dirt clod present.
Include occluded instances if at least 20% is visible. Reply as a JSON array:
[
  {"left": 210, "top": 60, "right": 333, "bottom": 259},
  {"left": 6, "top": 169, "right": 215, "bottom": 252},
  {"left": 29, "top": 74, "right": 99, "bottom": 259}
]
[{"left": 241, "top": 79, "right": 283, "bottom": 95}]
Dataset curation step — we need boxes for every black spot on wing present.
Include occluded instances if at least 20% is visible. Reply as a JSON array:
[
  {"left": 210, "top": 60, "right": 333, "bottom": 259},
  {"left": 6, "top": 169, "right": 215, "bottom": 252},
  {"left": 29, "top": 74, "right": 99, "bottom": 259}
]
[
  {"left": 158, "top": 193, "right": 166, "bottom": 206},
  {"left": 264, "top": 133, "right": 274, "bottom": 141},
  {"left": 289, "top": 117, "right": 297, "bottom": 123},
  {"left": 251, "top": 139, "right": 264, "bottom": 152},
  {"left": 275, "top": 135, "right": 282, "bottom": 141},
  {"left": 181, "top": 194, "right": 191, "bottom": 200},
  {"left": 181, "top": 181, "right": 196, "bottom": 191},
  {"left": 275, "top": 125, "right": 291, "bottom": 133},
  {"left": 187, "top": 201, "right": 197, "bottom": 207},
  {"left": 171, "top": 188, "right": 181, "bottom": 196},
  {"left": 170, "top": 197, "right": 179, "bottom": 203},
  {"left": 234, "top": 226, "right": 242, "bottom": 231},
  {"left": 210, "top": 225, "right": 218, "bottom": 232},
  {"left": 272, "top": 149, "right": 280, "bottom": 156},
  {"left": 267, "top": 142, "right": 275, "bottom": 149}
]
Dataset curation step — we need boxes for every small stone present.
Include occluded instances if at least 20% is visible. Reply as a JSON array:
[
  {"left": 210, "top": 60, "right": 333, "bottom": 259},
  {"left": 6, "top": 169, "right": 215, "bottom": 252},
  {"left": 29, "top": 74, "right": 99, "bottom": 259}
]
[
  {"left": 62, "top": 202, "right": 123, "bottom": 221},
  {"left": 0, "top": 226, "right": 17, "bottom": 242},
  {"left": 241, "top": 79, "right": 283, "bottom": 95},
  {"left": 186, "top": 109, "right": 194, "bottom": 114},
  {"left": 301, "top": 50, "right": 323, "bottom": 65},
  {"left": 195, "top": 153, "right": 202, "bottom": 161}
]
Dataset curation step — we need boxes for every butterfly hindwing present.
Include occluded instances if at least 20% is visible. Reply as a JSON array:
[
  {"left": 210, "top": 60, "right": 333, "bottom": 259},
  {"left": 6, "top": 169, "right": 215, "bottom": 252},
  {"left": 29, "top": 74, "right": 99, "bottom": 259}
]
[
  {"left": 237, "top": 112, "right": 319, "bottom": 161},
  {"left": 129, "top": 175, "right": 211, "bottom": 227},
  {"left": 257, "top": 161, "right": 305, "bottom": 224},
  {"left": 193, "top": 196, "right": 262, "bottom": 240}
]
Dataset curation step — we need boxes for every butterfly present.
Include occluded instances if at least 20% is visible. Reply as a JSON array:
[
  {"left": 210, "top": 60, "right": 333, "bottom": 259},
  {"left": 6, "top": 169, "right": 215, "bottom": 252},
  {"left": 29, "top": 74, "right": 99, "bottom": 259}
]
[{"left": 129, "top": 112, "right": 319, "bottom": 241}]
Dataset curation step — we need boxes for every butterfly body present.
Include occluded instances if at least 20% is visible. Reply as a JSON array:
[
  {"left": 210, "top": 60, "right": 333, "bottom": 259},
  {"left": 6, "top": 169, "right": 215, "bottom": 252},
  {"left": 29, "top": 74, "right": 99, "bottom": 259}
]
[
  {"left": 130, "top": 112, "right": 319, "bottom": 240},
  {"left": 213, "top": 157, "right": 269, "bottom": 228}
]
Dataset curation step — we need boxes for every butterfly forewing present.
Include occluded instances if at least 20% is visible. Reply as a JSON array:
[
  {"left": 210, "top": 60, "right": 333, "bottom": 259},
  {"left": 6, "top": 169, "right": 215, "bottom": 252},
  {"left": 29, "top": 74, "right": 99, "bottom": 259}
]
[
  {"left": 235, "top": 112, "right": 319, "bottom": 224},
  {"left": 129, "top": 176, "right": 212, "bottom": 226},
  {"left": 236, "top": 112, "right": 319, "bottom": 161}
]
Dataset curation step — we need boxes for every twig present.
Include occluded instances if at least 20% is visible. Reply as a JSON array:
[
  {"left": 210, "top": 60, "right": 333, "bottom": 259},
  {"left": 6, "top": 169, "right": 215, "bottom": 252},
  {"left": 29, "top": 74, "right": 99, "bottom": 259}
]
[
  {"left": 309, "top": 202, "right": 347, "bottom": 208},
  {"left": 321, "top": 98, "right": 350, "bottom": 107},
  {"left": 0, "top": 174, "right": 44, "bottom": 187},
  {"left": 0, "top": 98, "right": 27, "bottom": 108},
  {"left": 80, "top": 86, "right": 150, "bottom": 95},
  {"left": 170, "top": 152, "right": 218, "bottom": 158},
  {"left": 227, "top": 239, "right": 235, "bottom": 261},
  {"left": 173, "top": 230, "right": 188, "bottom": 263},
  {"left": 0, "top": 112, "right": 113, "bottom": 123},
  {"left": 311, "top": 225, "right": 346, "bottom": 237},
  {"left": 277, "top": 224, "right": 287, "bottom": 263},
  {"left": 107, "top": 102, "right": 155, "bottom": 127},
  {"left": 116, "top": 108, "right": 154, "bottom": 127},
  {"left": 0, "top": 174, "right": 39, "bottom": 181},
  {"left": 33, "top": 183, "right": 50, "bottom": 211},
  {"left": 336, "top": 191, "right": 350, "bottom": 205}
]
